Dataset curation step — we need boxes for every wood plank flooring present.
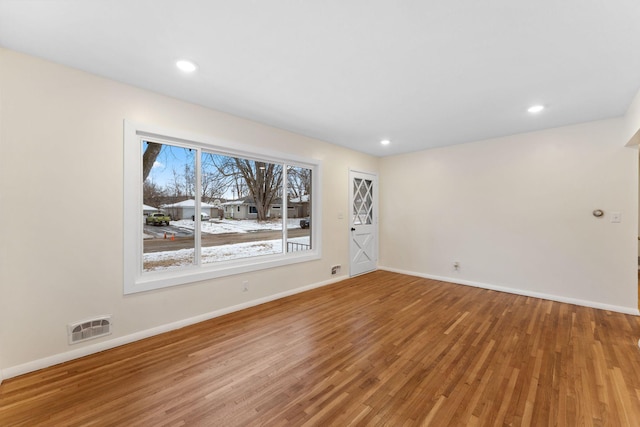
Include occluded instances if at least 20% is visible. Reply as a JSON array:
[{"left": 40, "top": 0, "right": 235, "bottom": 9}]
[{"left": 2, "top": 270, "right": 640, "bottom": 426}]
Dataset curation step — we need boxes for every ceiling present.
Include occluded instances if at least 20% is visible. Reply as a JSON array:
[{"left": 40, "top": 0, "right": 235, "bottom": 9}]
[{"left": 1, "top": 1, "right": 639, "bottom": 157}]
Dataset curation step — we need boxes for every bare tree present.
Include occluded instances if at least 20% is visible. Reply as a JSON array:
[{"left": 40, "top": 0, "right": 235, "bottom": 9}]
[
  {"left": 201, "top": 170, "right": 230, "bottom": 202},
  {"left": 143, "top": 180, "right": 166, "bottom": 208},
  {"left": 168, "top": 168, "right": 185, "bottom": 197},
  {"left": 142, "top": 142, "right": 162, "bottom": 182},
  {"left": 143, "top": 142, "right": 196, "bottom": 196},
  {"left": 206, "top": 154, "right": 249, "bottom": 199},
  {"left": 201, "top": 153, "right": 233, "bottom": 202},
  {"left": 183, "top": 163, "right": 195, "bottom": 197},
  {"left": 234, "top": 159, "right": 282, "bottom": 221},
  {"left": 287, "top": 166, "right": 311, "bottom": 199}
]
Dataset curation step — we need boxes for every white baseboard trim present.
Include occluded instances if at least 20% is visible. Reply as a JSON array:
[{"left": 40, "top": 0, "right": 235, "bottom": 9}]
[
  {"left": 2, "top": 275, "right": 348, "bottom": 382},
  {"left": 379, "top": 266, "right": 640, "bottom": 316}
]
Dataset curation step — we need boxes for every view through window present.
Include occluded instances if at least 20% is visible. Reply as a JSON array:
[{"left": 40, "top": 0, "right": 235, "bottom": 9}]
[{"left": 141, "top": 141, "right": 313, "bottom": 273}]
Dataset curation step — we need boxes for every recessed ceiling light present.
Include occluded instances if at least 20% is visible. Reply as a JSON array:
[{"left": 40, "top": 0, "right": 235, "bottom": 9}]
[
  {"left": 176, "top": 60, "right": 197, "bottom": 73},
  {"left": 380, "top": 139, "right": 391, "bottom": 146},
  {"left": 527, "top": 105, "right": 545, "bottom": 113}
]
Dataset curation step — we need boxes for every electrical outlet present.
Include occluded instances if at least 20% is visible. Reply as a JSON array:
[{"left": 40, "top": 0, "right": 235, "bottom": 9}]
[
  {"left": 242, "top": 280, "right": 249, "bottom": 292},
  {"left": 331, "top": 265, "right": 341, "bottom": 275},
  {"left": 453, "top": 261, "right": 460, "bottom": 271}
]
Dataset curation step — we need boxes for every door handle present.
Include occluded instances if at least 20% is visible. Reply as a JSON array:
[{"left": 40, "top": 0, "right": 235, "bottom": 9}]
[{"left": 351, "top": 227, "right": 356, "bottom": 231}]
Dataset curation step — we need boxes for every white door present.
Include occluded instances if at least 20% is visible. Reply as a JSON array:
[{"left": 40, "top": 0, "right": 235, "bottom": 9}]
[{"left": 349, "top": 170, "right": 378, "bottom": 276}]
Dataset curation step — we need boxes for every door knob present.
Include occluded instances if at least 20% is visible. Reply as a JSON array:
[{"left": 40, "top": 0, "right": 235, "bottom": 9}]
[{"left": 351, "top": 227, "right": 356, "bottom": 231}]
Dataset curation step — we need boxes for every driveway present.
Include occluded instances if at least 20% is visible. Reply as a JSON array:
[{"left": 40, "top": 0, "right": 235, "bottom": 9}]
[{"left": 144, "top": 223, "right": 193, "bottom": 238}]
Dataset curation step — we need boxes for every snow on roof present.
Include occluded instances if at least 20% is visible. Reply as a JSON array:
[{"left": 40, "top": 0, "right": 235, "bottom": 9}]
[
  {"left": 289, "top": 194, "right": 309, "bottom": 203},
  {"left": 143, "top": 204, "right": 159, "bottom": 211},
  {"left": 161, "top": 199, "right": 217, "bottom": 208},
  {"left": 220, "top": 196, "right": 256, "bottom": 206},
  {"left": 220, "top": 195, "right": 309, "bottom": 206}
]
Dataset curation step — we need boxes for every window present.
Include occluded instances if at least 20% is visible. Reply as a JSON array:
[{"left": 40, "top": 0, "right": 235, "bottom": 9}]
[
  {"left": 353, "top": 177, "right": 373, "bottom": 225},
  {"left": 124, "top": 121, "right": 321, "bottom": 294}
]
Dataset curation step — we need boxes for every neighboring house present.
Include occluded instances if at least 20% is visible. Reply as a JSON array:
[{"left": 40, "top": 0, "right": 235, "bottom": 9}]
[
  {"left": 289, "top": 194, "right": 310, "bottom": 218},
  {"left": 221, "top": 197, "right": 306, "bottom": 219},
  {"left": 269, "top": 202, "right": 296, "bottom": 219},
  {"left": 221, "top": 198, "right": 255, "bottom": 219},
  {"left": 161, "top": 199, "right": 218, "bottom": 220},
  {"left": 143, "top": 204, "right": 159, "bottom": 216}
]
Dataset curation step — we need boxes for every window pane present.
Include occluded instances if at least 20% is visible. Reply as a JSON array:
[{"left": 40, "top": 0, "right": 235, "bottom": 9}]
[
  {"left": 287, "top": 166, "right": 312, "bottom": 253},
  {"left": 142, "top": 141, "right": 195, "bottom": 272},
  {"left": 200, "top": 152, "right": 284, "bottom": 264},
  {"left": 352, "top": 178, "right": 373, "bottom": 225}
]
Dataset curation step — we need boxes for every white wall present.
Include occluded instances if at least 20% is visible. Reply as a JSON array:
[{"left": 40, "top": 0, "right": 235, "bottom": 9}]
[
  {"left": 0, "top": 48, "right": 7, "bottom": 382},
  {"left": 625, "top": 87, "right": 640, "bottom": 144},
  {"left": 625, "top": 88, "right": 640, "bottom": 266},
  {"left": 379, "top": 118, "right": 639, "bottom": 313},
  {"left": 0, "top": 48, "right": 378, "bottom": 376}
]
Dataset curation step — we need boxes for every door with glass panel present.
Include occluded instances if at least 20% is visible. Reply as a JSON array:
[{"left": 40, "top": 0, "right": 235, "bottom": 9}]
[{"left": 349, "top": 170, "right": 377, "bottom": 276}]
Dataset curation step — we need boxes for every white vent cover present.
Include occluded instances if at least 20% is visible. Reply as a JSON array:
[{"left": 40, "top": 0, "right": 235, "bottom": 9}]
[{"left": 68, "top": 315, "right": 112, "bottom": 344}]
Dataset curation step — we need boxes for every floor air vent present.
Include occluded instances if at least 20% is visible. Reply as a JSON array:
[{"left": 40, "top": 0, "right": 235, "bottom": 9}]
[{"left": 68, "top": 316, "right": 112, "bottom": 344}]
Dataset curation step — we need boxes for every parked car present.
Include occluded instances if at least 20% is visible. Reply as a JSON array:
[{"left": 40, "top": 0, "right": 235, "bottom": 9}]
[
  {"left": 146, "top": 212, "right": 171, "bottom": 226},
  {"left": 300, "top": 218, "right": 310, "bottom": 229},
  {"left": 191, "top": 213, "right": 211, "bottom": 221}
]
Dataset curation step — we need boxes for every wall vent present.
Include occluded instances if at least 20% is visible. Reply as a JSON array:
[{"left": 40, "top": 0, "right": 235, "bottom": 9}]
[{"left": 68, "top": 315, "right": 112, "bottom": 344}]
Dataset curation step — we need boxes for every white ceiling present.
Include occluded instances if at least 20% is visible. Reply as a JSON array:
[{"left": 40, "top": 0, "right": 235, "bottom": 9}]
[{"left": 1, "top": 1, "right": 639, "bottom": 157}]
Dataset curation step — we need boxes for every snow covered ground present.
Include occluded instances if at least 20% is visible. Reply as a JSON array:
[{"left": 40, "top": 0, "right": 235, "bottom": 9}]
[
  {"left": 143, "top": 219, "right": 310, "bottom": 271},
  {"left": 171, "top": 218, "right": 302, "bottom": 234}
]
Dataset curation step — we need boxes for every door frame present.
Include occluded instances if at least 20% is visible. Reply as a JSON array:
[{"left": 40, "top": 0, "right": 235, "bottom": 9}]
[{"left": 348, "top": 169, "right": 379, "bottom": 277}]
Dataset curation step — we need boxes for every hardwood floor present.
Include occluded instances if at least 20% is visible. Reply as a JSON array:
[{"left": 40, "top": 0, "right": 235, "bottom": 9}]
[{"left": 2, "top": 271, "right": 640, "bottom": 426}]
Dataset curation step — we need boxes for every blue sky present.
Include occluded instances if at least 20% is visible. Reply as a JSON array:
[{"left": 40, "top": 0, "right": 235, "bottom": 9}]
[{"left": 145, "top": 142, "right": 195, "bottom": 188}]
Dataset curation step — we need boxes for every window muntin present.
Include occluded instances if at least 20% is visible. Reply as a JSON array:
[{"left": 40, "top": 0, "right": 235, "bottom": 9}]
[
  {"left": 124, "top": 121, "right": 321, "bottom": 294},
  {"left": 352, "top": 177, "right": 373, "bottom": 225}
]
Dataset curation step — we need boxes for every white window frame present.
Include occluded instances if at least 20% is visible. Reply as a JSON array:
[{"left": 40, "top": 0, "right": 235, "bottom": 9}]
[{"left": 123, "top": 120, "right": 322, "bottom": 294}]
